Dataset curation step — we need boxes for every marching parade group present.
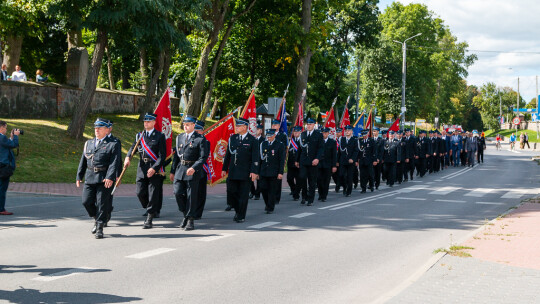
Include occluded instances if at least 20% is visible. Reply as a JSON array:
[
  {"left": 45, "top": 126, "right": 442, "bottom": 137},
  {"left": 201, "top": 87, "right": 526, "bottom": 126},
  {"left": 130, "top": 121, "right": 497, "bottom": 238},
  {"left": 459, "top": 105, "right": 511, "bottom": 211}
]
[{"left": 76, "top": 114, "right": 487, "bottom": 239}]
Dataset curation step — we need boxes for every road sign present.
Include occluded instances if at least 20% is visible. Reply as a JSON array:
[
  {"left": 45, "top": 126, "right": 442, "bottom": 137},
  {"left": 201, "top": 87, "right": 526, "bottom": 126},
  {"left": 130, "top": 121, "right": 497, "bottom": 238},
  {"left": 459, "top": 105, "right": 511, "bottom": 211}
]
[{"left": 513, "top": 117, "right": 521, "bottom": 125}]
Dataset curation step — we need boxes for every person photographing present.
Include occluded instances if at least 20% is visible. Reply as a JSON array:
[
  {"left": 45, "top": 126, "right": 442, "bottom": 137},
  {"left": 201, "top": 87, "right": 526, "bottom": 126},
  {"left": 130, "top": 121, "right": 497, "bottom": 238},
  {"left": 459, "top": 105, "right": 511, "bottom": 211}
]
[{"left": 0, "top": 121, "right": 20, "bottom": 215}]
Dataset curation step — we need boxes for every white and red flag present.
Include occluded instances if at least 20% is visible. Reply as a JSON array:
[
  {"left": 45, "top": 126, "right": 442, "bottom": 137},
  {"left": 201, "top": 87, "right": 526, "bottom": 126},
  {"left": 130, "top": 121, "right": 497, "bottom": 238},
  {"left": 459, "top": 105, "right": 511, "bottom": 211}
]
[
  {"left": 154, "top": 88, "right": 173, "bottom": 159},
  {"left": 339, "top": 107, "right": 350, "bottom": 129},
  {"left": 324, "top": 107, "right": 337, "bottom": 139},
  {"left": 242, "top": 93, "right": 257, "bottom": 136},
  {"left": 204, "top": 115, "right": 236, "bottom": 185}
]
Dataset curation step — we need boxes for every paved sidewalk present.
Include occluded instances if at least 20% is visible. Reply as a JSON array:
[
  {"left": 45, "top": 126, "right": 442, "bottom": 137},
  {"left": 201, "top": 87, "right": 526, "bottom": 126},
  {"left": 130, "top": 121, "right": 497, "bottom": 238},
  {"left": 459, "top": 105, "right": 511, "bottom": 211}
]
[{"left": 389, "top": 199, "right": 540, "bottom": 303}]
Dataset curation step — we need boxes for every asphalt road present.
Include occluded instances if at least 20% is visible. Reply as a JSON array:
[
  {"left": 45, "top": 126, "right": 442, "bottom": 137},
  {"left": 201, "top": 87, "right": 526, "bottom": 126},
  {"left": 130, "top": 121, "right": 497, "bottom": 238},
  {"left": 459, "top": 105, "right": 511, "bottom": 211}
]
[{"left": 1, "top": 144, "right": 539, "bottom": 304}]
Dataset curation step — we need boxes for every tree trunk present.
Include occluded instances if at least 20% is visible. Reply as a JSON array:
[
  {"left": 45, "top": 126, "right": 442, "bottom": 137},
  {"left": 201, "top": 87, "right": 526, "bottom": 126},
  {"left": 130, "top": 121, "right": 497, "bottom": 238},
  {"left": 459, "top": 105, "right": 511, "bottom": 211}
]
[
  {"left": 139, "top": 50, "right": 165, "bottom": 119},
  {"left": 158, "top": 47, "right": 171, "bottom": 97},
  {"left": 2, "top": 35, "right": 23, "bottom": 74},
  {"left": 67, "top": 29, "right": 108, "bottom": 139},
  {"left": 184, "top": 0, "right": 230, "bottom": 120},
  {"left": 121, "top": 56, "right": 130, "bottom": 90},
  {"left": 106, "top": 47, "right": 114, "bottom": 90},
  {"left": 67, "top": 29, "right": 83, "bottom": 49},
  {"left": 291, "top": 0, "right": 313, "bottom": 132},
  {"left": 210, "top": 97, "right": 219, "bottom": 119},
  {"left": 139, "top": 48, "right": 148, "bottom": 91}
]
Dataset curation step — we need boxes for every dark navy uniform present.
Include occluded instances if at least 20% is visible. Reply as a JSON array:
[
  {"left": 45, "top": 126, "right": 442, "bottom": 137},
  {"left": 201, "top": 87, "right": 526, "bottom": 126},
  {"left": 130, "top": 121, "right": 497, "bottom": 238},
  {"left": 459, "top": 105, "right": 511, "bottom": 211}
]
[
  {"left": 357, "top": 134, "right": 375, "bottom": 192},
  {"left": 296, "top": 123, "right": 324, "bottom": 206},
  {"left": 250, "top": 133, "right": 265, "bottom": 200},
  {"left": 223, "top": 124, "right": 260, "bottom": 222},
  {"left": 396, "top": 134, "right": 407, "bottom": 184},
  {"left": 382, "top": 135, "right": 401, "bottom": 187},
  {"left": 287, "top": 128, "right": 303, "bottom": 201},
  {"left": 77, "top": 118, "right": 120, "bottom": 239},
  {"left": 317, "top": 132, "right": 337, "bottom": 201},
  {"left": 195, "top": 120, "right": 210, "bottom": 220},
  {"left": 338, "top": 134, "right": 358, "bottom": 196},
  {"left": 105, "top": 131, "right": 122, "bottom": 224},
  {"left": 428, "top": 133, "right": 438, "bottom": 173},
  {"left": 258, "top": 133, "right": 286, "bottom": 213},
  {"left": 372, "top": 133, "right": 384, "bottom": 189},
  {"left": 128, "top": 128, "right": 166, "bottom": 220},
  {"left": 274, "top": 130, "right": 288, "bottom": 203},
  {"left": 415, "top": 132, "right": 429, "bottom": 177},
  {"left": 404, "top": 132, "right": 416, "bottom": 180},
  {"left": 332, "top": 129, "right": 343, "bottom": 192},
  {"left": 171, "top": 122, "right": 209, "bottom": 229}
]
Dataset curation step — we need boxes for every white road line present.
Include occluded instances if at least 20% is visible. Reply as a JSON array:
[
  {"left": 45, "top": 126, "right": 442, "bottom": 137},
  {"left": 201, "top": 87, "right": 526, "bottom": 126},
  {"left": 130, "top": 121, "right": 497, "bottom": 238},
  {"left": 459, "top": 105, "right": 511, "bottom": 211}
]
[
  {"left": 465, "top": 188, "right": 494, "bottom": 197},
  {"left": 197, "top": 233, "right": 235, "bottom": 242},
  {"left": 501, "top": 189, "right": 537, "bottom": 199},
  {"left": 409, "top": 181, "right": 422, "bottom": 183},
  {"left": 395, "top": 197, "right": 426, "bottom": 201},
  {"left": 508, "top": 149, "right": 521, "bottom": 154},
  {"left": 247, "top": 221, "right": 280, "bottom": 229},
  {"left": 289, "top": 212, "right": 316, "bottom": 218},
  {"left": 434, "top": 179, "right": 443, "bottom": 182},
  {"left": 429, "top": 186, "right": 460, "bottom": 195},
  {"left": 398, "top": 185, "right": 428, "bottom": 193},
  {"left": 330, "top": 193, "right": 395, "bottom": 211},
  {"left": 476, "top": 201, "right": 504, "bottom": 205},
  {"left": 319, "top": 190, "right": 402, "bottom": 210},
  {"left": 31, "top": 267, "right": 97, "bottom": 282},
  {"left": 441, "top": 167, "right": 470, "bottom": 180},
  {"left": 126, "top": 248, "right": 175, "bottom": 259},
  {"left": 435, "top": 199, "right": 466, "bottom": 203}
]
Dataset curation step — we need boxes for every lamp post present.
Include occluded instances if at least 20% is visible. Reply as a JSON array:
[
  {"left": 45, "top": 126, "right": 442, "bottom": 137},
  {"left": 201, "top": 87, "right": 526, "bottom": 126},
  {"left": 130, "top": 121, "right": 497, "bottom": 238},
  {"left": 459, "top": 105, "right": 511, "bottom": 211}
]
[{"left": 394, "top": 33, "right": 422, "bottom": 130}]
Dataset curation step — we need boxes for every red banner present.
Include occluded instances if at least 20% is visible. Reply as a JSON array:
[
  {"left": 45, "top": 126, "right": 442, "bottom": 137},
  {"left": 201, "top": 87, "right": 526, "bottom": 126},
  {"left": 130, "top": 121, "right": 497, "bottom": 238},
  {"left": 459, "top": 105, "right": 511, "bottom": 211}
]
[
  {"left": 388, "top": 118, "right": 400, "bottom": 132},
  {"left": 365, "top": 110, "right": 373, "bottom": 137},
  {"left": 204, "top": 116, "right": 236, "bottom": 185},
  {"left": 154, "top": 88, "right": 173, "bottom": 159},
  {"left": 242, "top": 94, "right": 257, "bottom": 136},
  {"left": 295, "top": 102, "right": 304, "bottom": 130},
  {"left": 324, "top": 108, "right": 336, "bottom": 139},
  {"left": 339, "top": 107, "right": 350, "bottom": 129}
]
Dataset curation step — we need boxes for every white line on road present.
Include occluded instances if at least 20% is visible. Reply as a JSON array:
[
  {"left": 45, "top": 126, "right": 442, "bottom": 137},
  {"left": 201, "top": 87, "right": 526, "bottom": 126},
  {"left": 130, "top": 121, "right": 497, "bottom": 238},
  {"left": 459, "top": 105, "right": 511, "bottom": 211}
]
[
  {"left": 501, "top": 189, "right": 538, "bottom": 199},
  {"left": 319, "top": 190, "right": 402, "bottom": 210},
  {"left": 247, "top": 222, "right": 281, "bottom": 229},
  {"left": 475, "top": 201, "right": 504, "bottom": 205},
  {"left": 435, "top": 199, "right": 466, "bottom": 203},
  {"left": 465, "top": 188, "right": 494, "bottom": 197},
  {"left": 395, "top": 197, "right": 426, "bottom": 201},
  {"left": 31, "top": 267, "right": 98, "bottom": 282},
  {"left": 442, "top": 167, "right": 473, "bottom": 180},
  {"left": 126, "top": 248, "right": 175, "bottom": 259},
  {"left": 197, "top": 233, "right": 235, "bottom": 242},
  {"left": 330, "top": 193, "right": 396, "bottom": 211},
  {"left": 289, "top": 212, "right": 316, "bottom": 218},
  {"left": 434, "top": 179, "right": 443, "bottom": 181},
  {"left": 429, "top": 186, "right": 460, "bottom": 195},
  {"left": 508, "top": 149, "right": 521, "bottom": 154}
]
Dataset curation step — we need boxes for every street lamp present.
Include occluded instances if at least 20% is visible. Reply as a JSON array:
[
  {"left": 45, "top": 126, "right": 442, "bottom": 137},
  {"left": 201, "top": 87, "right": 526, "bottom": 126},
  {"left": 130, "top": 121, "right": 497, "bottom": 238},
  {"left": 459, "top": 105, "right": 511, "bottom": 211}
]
[{"left": 394, "top": 33, "right": 422, "bottom": 130}]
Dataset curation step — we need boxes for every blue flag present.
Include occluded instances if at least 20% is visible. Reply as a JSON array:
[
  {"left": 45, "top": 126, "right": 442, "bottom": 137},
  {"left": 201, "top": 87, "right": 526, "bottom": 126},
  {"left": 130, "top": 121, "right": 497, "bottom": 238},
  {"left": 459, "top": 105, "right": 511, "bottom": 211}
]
[
  {"left": 276, "top": 98, "right": 288, "bottom": 135},
  {"left": 353, "top": 113, "right": 364, "bottom": 137}
]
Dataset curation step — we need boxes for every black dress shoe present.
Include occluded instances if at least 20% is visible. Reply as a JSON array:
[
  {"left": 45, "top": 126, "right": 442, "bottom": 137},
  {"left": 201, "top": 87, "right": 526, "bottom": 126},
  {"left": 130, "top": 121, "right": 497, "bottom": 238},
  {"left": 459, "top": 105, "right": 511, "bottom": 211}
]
[
  {"left": 345, "top": 194, "right": 351, "bottom": 197},
  {"left": 154, "top": 212, "right": 160, "bottom": 218},
  {"left": 193, "top": 217, "right": 201, "bottom": 220},
  {"left": 293, "top": 198, "right": 299, "bottom": 201},
  {"left": 300, "top": 200, "right": 306, "bottom": 205},
  {"left": 370, "top": 187, "right": 374, "bottom": 192},
  {"left": 184, "top": 218, "right": 194, "bottom": 231},
  {"left": 143, "top": 214, "right": 154, "bottom": 229},
  {"left": 266, "top": 210, "right": 273, "bottom": 214},
  {"left": 318, "top": 197, "right": 322, "bottom": 201},
  {"left": 180, "top": 217, "right": 188, "bottom": 228},
  {"left": 235, "top": 218, "right": 245, "bottom": 223},
  {"left": 307, "top": 202, "right": 313, "bottom": 206},
  {"left": 321, "top": 198, "right": 326, "bottom": 202},
  {"left": 233, "top": 213, "right": 239, "bottom": 221},
  {"left": 95, "top": 222, "right": 104, "bottom": 239},
  {"left": 249, "top": 193, "right": 254, "bottom": 199},
  {"left": 388, "top": 184, "right": 393, "bottom": 187},
  {"left": 361, "top": 190, "right": 366, "bottom": 193},
  {"left": 225, "top": 206, "right": 232, "bottom": 211},
  {"left": 91, "top": 221, "right": 97, "bottom": 234},
  {"left": 354, "top": 184, "right": 358, "bottom": 189},
  {"left": 376, "top": 186, "right": 379, "bottom": 190}
]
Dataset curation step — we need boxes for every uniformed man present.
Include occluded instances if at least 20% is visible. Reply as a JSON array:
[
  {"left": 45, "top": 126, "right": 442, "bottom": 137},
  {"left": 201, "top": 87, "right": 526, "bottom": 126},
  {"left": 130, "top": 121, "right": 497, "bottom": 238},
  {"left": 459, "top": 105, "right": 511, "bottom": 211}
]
[
  {"left": 250, "top": 124, "right": 265, "bottom": 200},
  {"left": 415, "top": 130, "right": 429, "bottom": 177},
  {"left": 104, "top": 120, "right": 122, "bottom": 226},
  {"left": 396, "top": 130, "right": 407, "bottom": 184},
  {"left": 222, "top": 117, "right": 259, "bottom": 222},
  {"left": 332, "top": 127, "right": 343, "bottom": 193},
  {"left": 317, "top": 127, "right": 337, "bottom": 202},
  {"left": 427, "top": 131, "right": 437, "bottom": 173},
  {"left": 295, "top": 118, "right": 324, "bottom": 206},
  {"left": 287, "top": 126, "right": 303, "bottom": 201},
  {"left": 372, "top": 127, "right": 384, "bottom": 190},
  {"left": 382, "top": 130, "right": 401, "bottom": 187},
  {"left": 194, "top": 120, "right": 210, "bottom": 220},
  {"left": 270, "top": 119, "right": 287, "bottom": 204},
  {"left": 76, "top": 118, "right": 120, "bottom": 239},
  {"left": 338, "top": 125, "right": 358, "bottom": 197},
  {"left": 357, "top": 130, "right": 375, "bottom": 193},
  {"left": 170, "top": 115, "right": 209, "bottom": 231},
  {"left": 404, "top": 128, "right": 416, "bottom": 181},
  {"left": 258, "top": 129, "right": 286, "bottom": 214},
  {"left": 380, "top": 130, "right": 388, "bottom": 182}
]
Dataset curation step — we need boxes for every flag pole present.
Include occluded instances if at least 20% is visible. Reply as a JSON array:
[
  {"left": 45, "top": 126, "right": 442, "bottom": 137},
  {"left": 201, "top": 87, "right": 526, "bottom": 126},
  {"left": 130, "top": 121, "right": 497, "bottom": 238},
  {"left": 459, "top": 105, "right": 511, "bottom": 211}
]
[
  {"left": 274, "top": 83, "right": 290, "bottom": 119},
  {"left": 339, "top": 96, "right": 350, "bottom": 127},
  {"left": 240, "top": 79, "right": 260, "bottom": 117},
  {"left": 204, "top": 106, "right": 242, "bottom": 135},
  {"left": 322, "top": 97, "right": 338, "bottom": 127},
  {"left": 292, "top": 89, "right": 306, "bottom": 128}
]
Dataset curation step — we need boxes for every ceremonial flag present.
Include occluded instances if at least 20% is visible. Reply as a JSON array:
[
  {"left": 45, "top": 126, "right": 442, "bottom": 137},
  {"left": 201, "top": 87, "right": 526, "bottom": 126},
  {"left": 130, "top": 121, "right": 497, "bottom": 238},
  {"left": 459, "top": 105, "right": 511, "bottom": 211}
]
[
  {"left": 242, "top": 94, "right": 257, "bottom": 136},
  {"left": 365, "top": 109, "right": 373, "bottom": 137},
  {"left": 388, "top": 117, "right": 400, "bottom": 132},
  {"left": 353, "top": 113, "right": 364, "bottom": 137},
  {"left": 339, "top": 107, "right": 351, "bottom": 129},
  {"left": 154, "top": 88, "right": 173, "bottom": 159},
  {"left": 275, "top": 98, "right": 288, "bottom": 135},
  {"left": 204, "top": 115, "right": 236, "bottom": 185},
  {"left": 295, "top": 101, "right": 304, "bottom": 130},
  {"left": 324, "top": 107, "right": 337, "bottom": 139}
]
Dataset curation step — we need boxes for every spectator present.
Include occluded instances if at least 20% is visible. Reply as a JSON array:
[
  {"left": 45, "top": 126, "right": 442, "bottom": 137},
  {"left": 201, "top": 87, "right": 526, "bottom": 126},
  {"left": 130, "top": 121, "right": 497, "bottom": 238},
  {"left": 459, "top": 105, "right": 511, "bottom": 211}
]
[
  {"left": 510, "top": 133, "right": 516, "bottom": 150},
  {"left": 0, "top": 64, "right": 7, "bottom": 81},
  {"left": 36, "top": 69, "right": 48, "bottom": 82},
  {"left": 524, "top": 132, "right": 530, "bottom": 149},
  {"left": 11, "top": 65, "right": 27, "bottom": 82},
  {"left": 0, "top": 120, "right": 20, "bottom": 215}
]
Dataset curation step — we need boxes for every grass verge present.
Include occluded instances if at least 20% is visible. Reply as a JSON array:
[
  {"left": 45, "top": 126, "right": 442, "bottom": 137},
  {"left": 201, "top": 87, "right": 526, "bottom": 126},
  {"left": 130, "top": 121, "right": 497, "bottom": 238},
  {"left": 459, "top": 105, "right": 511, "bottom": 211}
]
[
  {"left": 485, "top": 129, "right": 540, "bottom": 143},
  {"left": 433, "top": 245, "right": 474, "bottom": 258}
]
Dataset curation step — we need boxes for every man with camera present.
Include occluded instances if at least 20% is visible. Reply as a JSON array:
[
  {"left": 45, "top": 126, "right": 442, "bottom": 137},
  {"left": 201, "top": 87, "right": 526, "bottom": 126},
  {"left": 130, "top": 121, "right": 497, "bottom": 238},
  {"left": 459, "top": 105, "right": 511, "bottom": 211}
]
[{"left": 0, "top": 121, "right": 20, "bottom": 215}]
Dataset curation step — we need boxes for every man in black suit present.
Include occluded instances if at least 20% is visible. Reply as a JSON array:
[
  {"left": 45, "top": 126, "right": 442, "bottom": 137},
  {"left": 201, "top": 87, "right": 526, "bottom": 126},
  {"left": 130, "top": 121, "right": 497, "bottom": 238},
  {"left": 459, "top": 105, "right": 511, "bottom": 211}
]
[
  {"left": 250, "top": 124, "right": 265, "bottom": 200},
  {"left": 170, "top": 115, "right": 209, "bottom": 230},
  {"left": 317, "top": 127, "right": 337, "bottom": 202},
  {"left": 396, "top": 130, "right": 407, "bottom": 184},
  {"left": 382, "top": 130, "right": 401, "bottom": 187},
  {"left": 415, "top": 130, "right": 430, "bottom": 177},
  {"left": 125, "top": 113, "right": 166, "bottom": 229},
  {"left": 259, "top": 129, "right": 286, "bottom": 213},
  {"left": 338, "top": 125, "right": 358, "bottom": 197},
  {"left": 295, "top": 118, "right": 324, "bottom": 206},
  {"left": 287, "top": 126, "right": 303, "bottom": 201},
  {"left": 104, "top": 121, "right": 122, "bottom": 226},
  {"left": 76, "top": 118, "right": 120, "bottom": 239},
  {"left": 404, "top": 128, "right": 415, "bottom": 181},
  {"left": 194, "top": 120, "right": 210, "bottom": 220},
  {"left": 222, "top": 117, "right": 259, "bottom": 222},
  {"left": 357, "top": 130, "right": 375, "bottom": 193},
  {"left": 332, "top": 127, "right": 343, "bottom": 193},
  {"left": 372, "top": 127, "right": 384, "bottom": 190},
  {"left": 271, "top": 119, "right": 288, "bottom": 204}
]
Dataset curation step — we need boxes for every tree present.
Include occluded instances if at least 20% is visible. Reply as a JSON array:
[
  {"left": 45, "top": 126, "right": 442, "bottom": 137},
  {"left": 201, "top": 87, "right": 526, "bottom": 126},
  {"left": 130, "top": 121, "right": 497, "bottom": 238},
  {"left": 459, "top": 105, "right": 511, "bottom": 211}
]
[{"left": 472, "top": 82, "right": 523, "bottom": 130}]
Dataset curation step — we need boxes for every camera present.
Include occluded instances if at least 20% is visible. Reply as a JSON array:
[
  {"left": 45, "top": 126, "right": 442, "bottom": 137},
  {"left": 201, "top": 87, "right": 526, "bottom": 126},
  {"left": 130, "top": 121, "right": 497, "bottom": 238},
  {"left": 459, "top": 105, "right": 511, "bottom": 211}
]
[{"left": 12, "top": 129, "right": 24, "bottom": 135}]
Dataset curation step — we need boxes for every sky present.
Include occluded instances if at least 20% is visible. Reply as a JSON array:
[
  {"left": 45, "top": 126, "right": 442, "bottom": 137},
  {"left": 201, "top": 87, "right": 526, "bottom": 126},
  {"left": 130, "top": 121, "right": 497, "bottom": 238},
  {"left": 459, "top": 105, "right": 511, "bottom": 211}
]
[{"left": 378, "top": 0, "right": 540, "bottom": 104}]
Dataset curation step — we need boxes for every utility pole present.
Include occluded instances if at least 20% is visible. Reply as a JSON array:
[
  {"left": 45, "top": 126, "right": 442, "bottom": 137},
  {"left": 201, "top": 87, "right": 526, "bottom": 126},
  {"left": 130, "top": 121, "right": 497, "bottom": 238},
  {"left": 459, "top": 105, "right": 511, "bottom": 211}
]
[
  {"left": 499, "top": 91, "right": 502, "bottom": 130},
  {"left": 516, "top": 77, "right": 519, "bottom": 135},
  {"left": 435, "top": 79, "right": 440, "bottom": 129},
  {"left": 536, "top": 75, "right": 539, "bottom": 139}
]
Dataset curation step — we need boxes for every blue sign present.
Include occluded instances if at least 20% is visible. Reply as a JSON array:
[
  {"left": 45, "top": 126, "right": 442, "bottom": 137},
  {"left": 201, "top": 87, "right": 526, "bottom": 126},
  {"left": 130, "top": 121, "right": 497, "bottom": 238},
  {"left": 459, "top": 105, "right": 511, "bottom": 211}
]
[{"left": 533, "top": 113, "right": 539, "bottom": 122}]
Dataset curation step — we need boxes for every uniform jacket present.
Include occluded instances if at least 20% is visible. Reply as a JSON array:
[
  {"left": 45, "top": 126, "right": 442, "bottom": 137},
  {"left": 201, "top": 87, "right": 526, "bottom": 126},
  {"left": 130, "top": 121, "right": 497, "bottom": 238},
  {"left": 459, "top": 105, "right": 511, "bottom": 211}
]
[
  {"left": 108, "top": 134, "right": 123, "bottom": 178},
  {"left": 451, "top": 135, "right": 462, "bottom": 150},
  {"left": 171, "top": 132, "right": 209, "bottom": 181},
  {"left": 382, "top": 139, "right": 401, "bottom": 163},
  {"left": 223, "top": 132, "right": 259, "bottom": 180},
  {"left": 372, "top": 137, "right": 385, "bottom": 162},
  {"left": 441, "top": 135, "right": 451, "bottom": 153},
  {"left": 77, "top": 136, "right": 120, "bottom": 184},
  {"left": 338, "top": 136, "right": 358, "bottom": 165},
  {"left": 127, "top": 129, "right": 166, "bottom": 179},
  {"left": 465, "top": 137, "right": 478, "bottom": 152},
  {"left": 0, "top": 134, "right": 18, "bottom": 168},
  {"left": 287, "top": 136, "right": 301, "bottom": 168},
  {"left": 415, "top": 137, "right": 429, "bottom": 159},
  {"left": 477, "top": 137, "right": 486, "bottom": 151},
  {"left": 399, "top": 137, "right": 408, "bottom": 160},
  {"left": 296, "top": 130, "right": 324, "bottom": 166},
  {"left": 259, "top": 140, "right": 286, "bottom": 177},
  {"left": 319, "top": 137, "right": 337, "bottom": 169},
  {"left": 404, "top": 135, "right": 416, "bottom": 159},
  {"left": 275, "top": 132, "right": 288, "bottom": 148},
  {"left": 357, "top": 137, "right": 375, "bottom": 166},
  {"left": 430, "top": 136, "right": 439, "bottom": 155}
]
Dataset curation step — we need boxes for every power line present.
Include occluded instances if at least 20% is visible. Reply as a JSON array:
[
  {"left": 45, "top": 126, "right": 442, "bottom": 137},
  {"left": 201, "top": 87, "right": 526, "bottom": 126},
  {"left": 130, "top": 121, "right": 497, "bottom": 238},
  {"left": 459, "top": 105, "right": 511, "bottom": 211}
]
[{"left": 409, "top": 45, "right": 540, "bottom": 55}]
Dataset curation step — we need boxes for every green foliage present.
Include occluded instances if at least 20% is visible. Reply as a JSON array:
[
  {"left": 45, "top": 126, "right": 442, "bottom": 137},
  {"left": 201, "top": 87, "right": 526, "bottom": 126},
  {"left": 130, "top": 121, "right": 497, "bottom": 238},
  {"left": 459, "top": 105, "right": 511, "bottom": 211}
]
[
  {"left": 472, "top": 82, "right": 523, "bottom": 130},
  {"left": 0, "top": 0, "right": 50, "bottom": 38}
]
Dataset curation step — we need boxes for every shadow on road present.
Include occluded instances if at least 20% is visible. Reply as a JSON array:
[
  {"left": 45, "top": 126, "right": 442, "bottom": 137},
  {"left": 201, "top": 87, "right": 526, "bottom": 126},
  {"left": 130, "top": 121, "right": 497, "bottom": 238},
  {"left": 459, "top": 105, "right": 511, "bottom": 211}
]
[
  {"left": 0, "top": 265, "right": 110, "bottom": 277},
  {"left": 0, "top": 287, "right": 141, "bottom": 303}
]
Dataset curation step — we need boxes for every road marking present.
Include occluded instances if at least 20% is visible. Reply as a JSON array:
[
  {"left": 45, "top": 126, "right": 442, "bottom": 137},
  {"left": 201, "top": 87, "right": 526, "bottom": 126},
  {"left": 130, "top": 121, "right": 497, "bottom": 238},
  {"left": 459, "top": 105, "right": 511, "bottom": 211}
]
[
  {"left": 508, "top": 149, "right": 521, "bottom": 154},
  {"left": 429, "top": 186, "right": 460, "bottom": 195},
  {"left": 32, "top": 267, "right": 98, "bottom": 282},
  {"left": 320, "top": 190, "right": 402, "bottom": 210},
  {"left": 476, "top": 201, "right": 504, "bottom": 205},
  {"left": 465, "top": 188, "right": 494, "bottom": 197},
  {"left": 501, "top": 189, "right": 537, "bottom": 199},
  {"left": 398, "top": 185, "right": 428, "bottom": 193},
  {"left": 435, "top": 199, "right": 466, "bottom": 203},
  {"left": 126, "top": 248, "right": 175, "bottom": 259},
  {"left": 330, "top": 193, "right": 396, "bottom": 211},
  {"left": 435, "top": 179, "right": 443, "bottom": 182},
  {"left": 441, "top": 167, "right": 471, "bottom": 180},
  {"left": 289, "top": 212, "right": 316, "bottom": 218},
  {"left": 395, "top": 197, "right": 426, "bottom": 201},
  {"left": 409, "top": 181, "right": 422, "bottom": 183},
  {"left": 425, "top": 182, "right": 434, "bottom": 184},
  {"left": 247, "top": 221, "right": 280, "bottom": 229},
  {"left": 197, "top": 233, "right": 235, "bottom": 242}
]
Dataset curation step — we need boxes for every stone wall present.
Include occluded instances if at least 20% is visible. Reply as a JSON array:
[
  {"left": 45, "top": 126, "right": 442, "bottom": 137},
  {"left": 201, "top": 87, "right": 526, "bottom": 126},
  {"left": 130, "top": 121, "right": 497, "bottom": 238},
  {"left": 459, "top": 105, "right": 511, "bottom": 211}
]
[{"left": 0, "top": 81, "right": 179, "bottom": 118}]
